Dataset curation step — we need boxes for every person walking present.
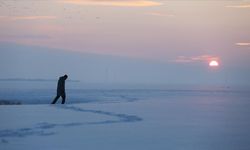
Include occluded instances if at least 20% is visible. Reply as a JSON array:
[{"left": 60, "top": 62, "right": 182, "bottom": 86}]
[{"left": 51, "top": 74, "right": 68, "bottom": 104}]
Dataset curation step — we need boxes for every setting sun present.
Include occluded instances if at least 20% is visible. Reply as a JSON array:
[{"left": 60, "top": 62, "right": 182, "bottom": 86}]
[{"left": 209, "top": 60, "right": 219, "bottom": 67}]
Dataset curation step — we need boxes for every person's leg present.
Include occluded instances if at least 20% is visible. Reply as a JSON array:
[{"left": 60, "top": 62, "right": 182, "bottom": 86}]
[
  {"left": 51, "top": 95, "right": 60, "bottom": 104},
  {"left": 61, "top": 93, "right": 66, "bottom": 104}
]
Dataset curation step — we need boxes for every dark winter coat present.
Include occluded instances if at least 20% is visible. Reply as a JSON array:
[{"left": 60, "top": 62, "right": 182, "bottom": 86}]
[{"left": 57, "top": 76, "right": 66, "bottom": 95}]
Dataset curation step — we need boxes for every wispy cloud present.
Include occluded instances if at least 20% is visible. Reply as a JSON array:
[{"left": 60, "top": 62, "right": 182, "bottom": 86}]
[
  {"left": 60, "top": 0, "right": 162, "bottom": 7},
  {"left": 1, "top": 34, "right": 51, "bottom": 40},
  {"left": 236, "top": 42, "right": 250, "bottom": 46},
  {"left": 146, "top": 12, "right": 175, "bottom": 17},
  {"left": 173, "top": 55, "right": 219, "bottom": 63},
  {"left": 225, "top": 4, "right": 250, "bottom": 8},
  {"left": 0, "top": 16, "right": 57, "bottom": 21},
  {"left": 0, "top": 16, "right": 7, "bottom": 19}
]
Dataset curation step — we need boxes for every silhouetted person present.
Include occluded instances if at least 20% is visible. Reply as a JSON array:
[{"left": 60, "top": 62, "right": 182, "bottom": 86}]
[{"left": 51, "top": 75, "right": 68, "bottom": 104}]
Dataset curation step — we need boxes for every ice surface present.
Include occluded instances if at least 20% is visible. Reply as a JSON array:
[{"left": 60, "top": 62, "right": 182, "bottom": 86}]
[
  {"left": 1, "top": 81, "right": 250, "bottom": 149},
  {"left": 1, "top": 90, "right": 250, "bottom": 150}
]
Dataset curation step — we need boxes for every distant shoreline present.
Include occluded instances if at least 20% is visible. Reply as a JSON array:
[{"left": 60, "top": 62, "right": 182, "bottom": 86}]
[
  {"left": 0, "top": 78, "right": 80, "bottom": 82},
  {"left": 0, "top": 100, "right": 21, "bottom": 105}
]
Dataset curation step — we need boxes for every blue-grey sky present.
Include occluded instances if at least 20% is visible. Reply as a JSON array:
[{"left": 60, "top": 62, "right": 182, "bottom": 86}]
[{"left": 0, "top": 0, "right": 250, "bottom": 86}]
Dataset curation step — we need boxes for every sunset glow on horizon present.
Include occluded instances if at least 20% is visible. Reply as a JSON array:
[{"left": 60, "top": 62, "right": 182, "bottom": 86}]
[
  {"left": 0, "top": 0, "right": 249, "bottom": 62},
  {"left": 0, "top": 0, "right": 250, "bottom": 85}
]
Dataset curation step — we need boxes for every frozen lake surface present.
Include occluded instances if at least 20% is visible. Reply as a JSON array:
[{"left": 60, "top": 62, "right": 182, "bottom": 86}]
[{"left": 0, "top": 81, "right": 250, "bottom": 150}]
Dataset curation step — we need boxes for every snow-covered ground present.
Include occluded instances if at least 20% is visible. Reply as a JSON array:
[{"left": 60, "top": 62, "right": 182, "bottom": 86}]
[{"left": 1, "top": 91, "right": 250, "bottom": 150}]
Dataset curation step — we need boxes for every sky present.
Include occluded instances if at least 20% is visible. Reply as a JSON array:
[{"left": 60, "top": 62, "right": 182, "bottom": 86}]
[{"left": 0, "top": 0, "right": 250, "bottom": 86}]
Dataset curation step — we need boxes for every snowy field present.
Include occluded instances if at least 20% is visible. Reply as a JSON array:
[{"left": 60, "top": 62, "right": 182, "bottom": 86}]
[{"left": 1, "top": 82, "right": 250, "bottom": 150}]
